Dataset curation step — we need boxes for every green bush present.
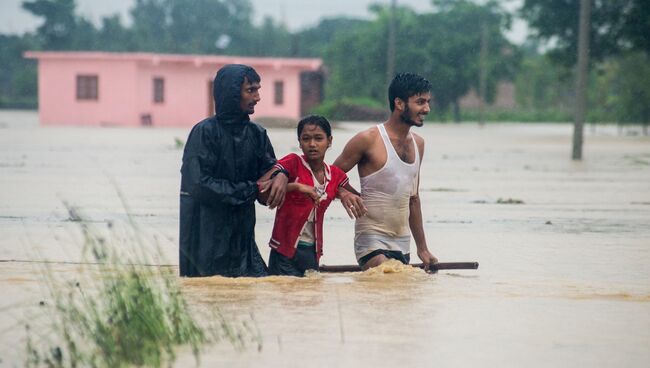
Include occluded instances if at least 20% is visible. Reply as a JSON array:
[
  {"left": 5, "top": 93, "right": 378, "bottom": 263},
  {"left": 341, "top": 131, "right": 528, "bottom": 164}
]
[
  {"left": 310, "top": 97, "right": 387, "bottom": 122},
  {"left": 24, "top": 203, "right": 261, "bottom": 367},
  {"left": 458, "top": 108, "right": 573, "bottom": 123}
]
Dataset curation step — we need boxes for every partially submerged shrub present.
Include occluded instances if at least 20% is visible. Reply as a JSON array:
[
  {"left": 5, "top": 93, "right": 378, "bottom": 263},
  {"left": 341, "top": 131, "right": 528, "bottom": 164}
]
[
  {"left": 174, "top": 137, "right": 185, "bottom": 149},
  {"left": 311, "top": 97, "right": 387, "bottom": 122},
  {"left": 25, "top": 203, "right": 261, "bottom": 367}
]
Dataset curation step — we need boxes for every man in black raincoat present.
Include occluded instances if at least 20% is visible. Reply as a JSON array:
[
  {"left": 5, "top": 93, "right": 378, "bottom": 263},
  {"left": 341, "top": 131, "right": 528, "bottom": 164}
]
[{"left": 179, "top": 64, "right": 287, "bottom": 277}]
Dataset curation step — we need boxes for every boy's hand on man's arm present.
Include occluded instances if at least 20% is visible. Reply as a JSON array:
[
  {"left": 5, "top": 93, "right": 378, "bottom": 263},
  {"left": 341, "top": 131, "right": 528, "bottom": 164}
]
[{"left": 338, "top": 188, "right": 367, "bottom": 219}]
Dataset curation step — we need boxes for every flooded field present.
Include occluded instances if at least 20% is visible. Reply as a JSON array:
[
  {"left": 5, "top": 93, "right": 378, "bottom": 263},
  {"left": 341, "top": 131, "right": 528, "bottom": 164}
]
[{"left": 1, "top": 109, "right": 649, "bottom": 367}]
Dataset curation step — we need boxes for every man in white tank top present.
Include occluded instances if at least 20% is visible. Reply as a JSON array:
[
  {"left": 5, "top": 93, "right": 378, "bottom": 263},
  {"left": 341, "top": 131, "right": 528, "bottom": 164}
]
[{"left": 334, "top": 73, "right": 438, "bottom": 270}]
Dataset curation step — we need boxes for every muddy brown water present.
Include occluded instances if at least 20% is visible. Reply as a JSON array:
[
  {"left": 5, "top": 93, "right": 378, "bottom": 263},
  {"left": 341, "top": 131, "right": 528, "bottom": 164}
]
[{"left": 1, "top": 110, "right": 649, "bottom": 366}]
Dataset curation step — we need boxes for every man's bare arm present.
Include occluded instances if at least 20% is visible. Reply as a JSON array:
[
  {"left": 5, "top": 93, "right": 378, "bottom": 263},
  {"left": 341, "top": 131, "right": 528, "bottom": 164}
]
[
  {"left": 333, "top": 131, "right": 371, "bottom": 173},
  {"left": 409, "top": 134, "right": 437, "bottom": 266},
  {"left": 333, "top": 131, "right": 371, "bottom": 218},
  {"left": 342, "top": 182, "right": 360, "bottom": 196},
  {"left": 409, "top": 194, "right": 437, "bottom": 266}
]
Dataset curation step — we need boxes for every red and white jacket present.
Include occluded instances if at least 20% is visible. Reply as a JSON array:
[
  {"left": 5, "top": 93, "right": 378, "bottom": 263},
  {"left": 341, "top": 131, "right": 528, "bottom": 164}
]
[{"left": 268, "top": 153, "right": 349, "bottom": 261}]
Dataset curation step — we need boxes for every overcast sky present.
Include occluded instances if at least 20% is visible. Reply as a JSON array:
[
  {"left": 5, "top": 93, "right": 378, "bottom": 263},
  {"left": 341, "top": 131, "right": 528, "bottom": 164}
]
[{"left": 0, "top": 0, "right": 528, "bottom": 43}]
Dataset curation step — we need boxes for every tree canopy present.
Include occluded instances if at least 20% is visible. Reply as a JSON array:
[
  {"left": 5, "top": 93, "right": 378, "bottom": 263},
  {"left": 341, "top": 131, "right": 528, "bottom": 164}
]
[
  {"left": 325, "top": 0, "right": 518, "bottom": 120},
  {"left": 521, "top": 0, "right": 650, "bottom": 65},
  {"left": 0, "top": 0, "right": 523, "bottom": 120},
  {"left": 1, "top": 0, "right": 647, "bottom": 128}
]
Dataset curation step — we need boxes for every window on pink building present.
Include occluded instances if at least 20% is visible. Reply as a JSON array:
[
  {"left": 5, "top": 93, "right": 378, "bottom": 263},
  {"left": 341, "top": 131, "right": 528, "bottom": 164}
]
[
  {"left": 153, "top": 77, "right": 165, "bottom": 103},
  {"left": 76, "top": 75, "right": 98, "bottom": 100},
  {"left": 274, "top": 81, "right": 284, "bottom": 105}
]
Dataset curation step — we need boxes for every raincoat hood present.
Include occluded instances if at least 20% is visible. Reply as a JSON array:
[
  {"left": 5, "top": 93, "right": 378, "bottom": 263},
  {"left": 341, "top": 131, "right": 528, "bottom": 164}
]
[
  {"left": 213, "top": 64, "right": 259, "bottom": 122},
  {"left": 179, "top": 64, "right": 276, "bottom": 277}
]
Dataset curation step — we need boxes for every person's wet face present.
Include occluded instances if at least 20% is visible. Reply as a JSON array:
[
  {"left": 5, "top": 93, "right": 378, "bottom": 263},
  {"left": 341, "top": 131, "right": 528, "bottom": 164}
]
[
  {"left": 399, "top": 92, "right": 431, "bottom": 127},
  {"left": 240, "top": 77, "right": 261, "bottom": 114},
  {"left": 299, "top": 124, "right": 332, "bottom": 164}
]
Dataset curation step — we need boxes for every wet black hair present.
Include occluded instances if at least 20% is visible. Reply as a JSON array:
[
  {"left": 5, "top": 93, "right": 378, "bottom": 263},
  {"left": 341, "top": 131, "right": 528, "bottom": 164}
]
[
  {"left": 213, "top": 64, "right": 261, "bottom": 120},
  {"left": 242, "top": 65, "right": 261, "bottom": 84},
  {"left": 388, "top": 72, "right": 432, "bottom": 111},
  {"left": 297, "top": 115, "right": 332, "bottom": 137}
]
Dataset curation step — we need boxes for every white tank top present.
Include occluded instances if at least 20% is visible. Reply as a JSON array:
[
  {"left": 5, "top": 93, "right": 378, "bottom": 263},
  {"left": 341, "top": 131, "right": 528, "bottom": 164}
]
[{"left": 354, "top": 124, "right": 420, "bottom": 257}]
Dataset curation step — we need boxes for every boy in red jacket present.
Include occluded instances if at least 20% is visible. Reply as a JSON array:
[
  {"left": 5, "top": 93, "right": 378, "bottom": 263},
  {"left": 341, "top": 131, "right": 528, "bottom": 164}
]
[{"left": 259, "top": 115, "right": 365, "bottom": 276}]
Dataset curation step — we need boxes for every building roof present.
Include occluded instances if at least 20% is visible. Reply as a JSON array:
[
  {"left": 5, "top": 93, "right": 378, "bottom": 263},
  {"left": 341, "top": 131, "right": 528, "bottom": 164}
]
[{"left": 24, "top": 51, "right": 323, "bottom": 70}]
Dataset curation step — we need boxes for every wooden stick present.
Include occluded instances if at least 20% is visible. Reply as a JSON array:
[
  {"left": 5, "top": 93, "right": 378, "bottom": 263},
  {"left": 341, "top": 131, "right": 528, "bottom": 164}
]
[{"left": 318, "top": 262, "right": 479, "bottom": 273}]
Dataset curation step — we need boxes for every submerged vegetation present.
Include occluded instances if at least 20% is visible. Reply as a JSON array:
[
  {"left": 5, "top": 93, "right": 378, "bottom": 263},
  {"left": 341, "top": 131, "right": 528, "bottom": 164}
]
[
  {"left": 24, "top": 203, "right": 261, "bottom": 367},
  {"left": 174, "top": 137, "right": 185, "bottom": 149},
  {"left": 496, "top": 198, "right": 525, "bottom": 204}
]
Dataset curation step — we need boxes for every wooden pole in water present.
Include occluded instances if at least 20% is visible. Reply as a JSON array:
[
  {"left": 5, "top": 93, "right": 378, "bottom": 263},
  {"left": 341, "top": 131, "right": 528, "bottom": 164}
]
[{"left": 319, "top": 262, "right": 479, "bottom": 273}]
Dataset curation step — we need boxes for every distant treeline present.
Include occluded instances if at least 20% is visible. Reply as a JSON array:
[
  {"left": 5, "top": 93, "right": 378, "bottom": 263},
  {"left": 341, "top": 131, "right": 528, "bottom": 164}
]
[{"left": 1, "top": 0, "right": 649, "bottom": 125}]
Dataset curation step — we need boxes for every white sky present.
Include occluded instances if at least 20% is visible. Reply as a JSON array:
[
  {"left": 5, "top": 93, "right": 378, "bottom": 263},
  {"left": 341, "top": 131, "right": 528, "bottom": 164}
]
[{"left": 0, "top": 0, "right": 528, "bottom": 44}]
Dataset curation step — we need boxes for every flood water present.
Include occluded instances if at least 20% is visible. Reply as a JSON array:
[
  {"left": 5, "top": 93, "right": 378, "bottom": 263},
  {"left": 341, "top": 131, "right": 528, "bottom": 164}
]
[{"left": 1, "top": 110, "right": 649, "bottom": 367}]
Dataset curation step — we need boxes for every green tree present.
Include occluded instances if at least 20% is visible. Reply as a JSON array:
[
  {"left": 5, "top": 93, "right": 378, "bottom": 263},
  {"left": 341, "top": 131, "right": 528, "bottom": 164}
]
[
  {"left": 22, "top": 0, "right": 97, "bottom": 50},
  {"left": 612, "top": 53, "right": 650, "bottom": 133},
  {"left": 128, "top": 0, "right": 266, "bottom": 55},
  {"left": 129, "top": 0, "right": 171, "bottom": 52},
  {"left": 0, "top": 34, "right": 39, "bottom": 108},
  {"left": 514, "top": 49, "right": 572, "bottom": 112},
  {"left": 579, "top": 53, "right": 650, "bottom": 133},
  {"left": 521, "top": 0, "right": 650, "bottom": 65},
  {"left": 323, "top": 1, "right": 517, "bottom": 121},
  {"left": 324, "top": 7, "right": 399, "bottom": 104},
  {"left": 166, "top": 0, "right": 255, "bottom": 54},
  {"left": 292, "top": 17, "right": 368, "bottom": 57},
  {"left": 96, "top": 15, "right": 135, "bottom": 52},
  {"left": 522, "top": 0, "right": 650, "bottom": 149},
  {"left": 427, "top": 0, "right": 518, "bottom": 121},
  {"left": 239, "top": 16, "right": 293, "bottom": 57}
]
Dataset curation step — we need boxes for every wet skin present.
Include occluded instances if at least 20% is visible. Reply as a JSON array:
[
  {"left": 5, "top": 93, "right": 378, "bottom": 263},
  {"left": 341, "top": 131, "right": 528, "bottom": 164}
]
[
  {"left": 240, "top": 77, "right": 261, "bottom": 115},
  {"left": 239, "top": 76, "right": 286, "bottom": 208},
  {"left": 294, "top": 124, "right": 333, "bottom": 204},
  {"left": 299, "top": 124, "right": 332, "bottom": 170},
  {"left": 399, "top": 92, "right": 431, "bottom": 127}
]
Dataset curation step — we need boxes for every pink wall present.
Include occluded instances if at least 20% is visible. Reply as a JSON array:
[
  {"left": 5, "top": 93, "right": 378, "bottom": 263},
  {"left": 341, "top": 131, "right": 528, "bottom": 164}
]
[
  {"left": 26, "top": 52, "right": 323, "bottom": 127},
  {"left": 257, "top": 65, "right": 303, "bottom": 120},
  {"left": 136, "top": 63, "right": 216, "bottom": 127},
  {"left": 37, "top": 58, "right": 138, "bottom": 126}
]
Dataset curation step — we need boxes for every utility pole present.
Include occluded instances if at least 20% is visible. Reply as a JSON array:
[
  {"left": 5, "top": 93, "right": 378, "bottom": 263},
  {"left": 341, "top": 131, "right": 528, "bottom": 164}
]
[
  {"left": 572, "top": 0, "right": 592, "bottom": 160},
  {"left": 386, "top": 0, "right": 397, "bottom": 88},
  {"left": 478, "top": 18, "right": 488, "bottom": 126}
]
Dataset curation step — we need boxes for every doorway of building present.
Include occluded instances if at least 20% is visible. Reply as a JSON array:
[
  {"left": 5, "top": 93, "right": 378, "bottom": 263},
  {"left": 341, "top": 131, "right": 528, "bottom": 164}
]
[{"left": 300, "top": 71, "right": 324, "bottom": 116}]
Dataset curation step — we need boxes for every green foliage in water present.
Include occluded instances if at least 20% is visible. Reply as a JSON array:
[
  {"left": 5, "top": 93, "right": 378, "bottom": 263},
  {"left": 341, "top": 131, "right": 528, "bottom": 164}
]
[
  {"left": 24, "top": 203, "right": 261, "bottom": 367},
  {"left": 174, "top": 137, "right": 185, "bottom": 149},
  {"left": 496, "top": 198, "right": 525, "bottom": 204}
]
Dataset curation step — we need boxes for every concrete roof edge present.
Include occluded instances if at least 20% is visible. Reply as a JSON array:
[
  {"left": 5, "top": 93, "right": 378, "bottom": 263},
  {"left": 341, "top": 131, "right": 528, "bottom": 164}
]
[{"left": 23, "top": 51, "right": 323, "bottom": 70}]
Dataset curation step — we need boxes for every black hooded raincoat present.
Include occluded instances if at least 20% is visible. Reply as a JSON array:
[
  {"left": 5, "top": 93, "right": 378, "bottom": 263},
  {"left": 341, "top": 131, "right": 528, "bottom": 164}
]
[{"left": 179, "top": 65, "right": 276, "bottom": 277}]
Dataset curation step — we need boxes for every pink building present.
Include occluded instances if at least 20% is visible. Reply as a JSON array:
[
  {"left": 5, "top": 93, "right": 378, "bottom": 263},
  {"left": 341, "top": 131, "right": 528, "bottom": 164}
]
[{"left": 25, "top": 51, "right": 324, "bottom": 127}]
